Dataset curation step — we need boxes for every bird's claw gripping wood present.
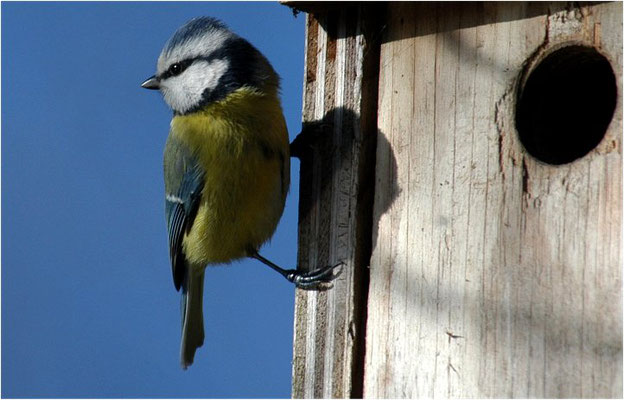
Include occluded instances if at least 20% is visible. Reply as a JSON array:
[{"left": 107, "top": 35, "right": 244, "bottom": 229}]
[
  {"left": 250, "top": 251, "right": 344, "bottom": 289},
  {"left": 285, "top": 262, "right": 344, "bottom": 289}
]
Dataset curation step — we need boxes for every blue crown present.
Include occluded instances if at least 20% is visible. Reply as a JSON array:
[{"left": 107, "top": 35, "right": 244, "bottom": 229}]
[{"left": 163, "top": 17, "right": 229, "bottom": 55}]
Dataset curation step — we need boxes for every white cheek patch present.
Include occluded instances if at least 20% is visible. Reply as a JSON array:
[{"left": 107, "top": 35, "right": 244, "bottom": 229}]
[{"left": 160, "top": 58, "right": 230, "bottom": 114}]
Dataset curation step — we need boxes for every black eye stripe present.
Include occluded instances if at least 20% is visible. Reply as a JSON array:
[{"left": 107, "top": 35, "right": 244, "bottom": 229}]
[
  {"left": 160, "top": 58, "right": 195, "bottom": 80},
  {"left": 159, "top": 51, "right": 231, "bottom": 81}
]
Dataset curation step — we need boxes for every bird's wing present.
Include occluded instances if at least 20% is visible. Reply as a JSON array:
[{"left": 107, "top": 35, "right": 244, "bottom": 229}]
[{"left": 164, "top": 135, "right": 204, "bottom": 291}]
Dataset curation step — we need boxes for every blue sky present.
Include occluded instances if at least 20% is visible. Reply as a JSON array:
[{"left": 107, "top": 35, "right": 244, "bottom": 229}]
[{"left": 2, "top": 2, "right": 305, "bottom": 397}]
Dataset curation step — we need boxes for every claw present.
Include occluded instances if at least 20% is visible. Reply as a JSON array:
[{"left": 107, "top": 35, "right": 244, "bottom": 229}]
[
  {"left": 287, "top": 262, "right": 344, "bottom": 289},
  {"left": 249, "top": 251, "right": 344, "bottom": 290}
]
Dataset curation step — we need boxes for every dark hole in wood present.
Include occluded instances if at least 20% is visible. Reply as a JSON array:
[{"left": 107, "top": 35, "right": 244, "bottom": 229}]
[{"left": 516, "top": 45, "right": 617, "bottom": 165}]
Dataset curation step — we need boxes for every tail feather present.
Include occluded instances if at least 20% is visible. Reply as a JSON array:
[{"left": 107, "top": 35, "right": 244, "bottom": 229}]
[{"left": 180, "top": 270, "right": 205, "bottom": 369}]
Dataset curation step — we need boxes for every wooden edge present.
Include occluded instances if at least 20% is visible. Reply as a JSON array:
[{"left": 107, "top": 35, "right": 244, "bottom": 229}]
[{"left": 280, "top": 1, "right": 350, "bottom": 15}]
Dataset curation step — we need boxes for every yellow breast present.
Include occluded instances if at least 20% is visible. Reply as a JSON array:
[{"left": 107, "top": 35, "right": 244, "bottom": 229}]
[{"left": 170, "top": 87, "right": 290, "bottom": 266}]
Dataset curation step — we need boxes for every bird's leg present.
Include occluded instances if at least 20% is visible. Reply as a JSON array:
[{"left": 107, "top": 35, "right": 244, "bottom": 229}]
[{"left": 249, "top": 251, "right": 343, "bottom": 289}]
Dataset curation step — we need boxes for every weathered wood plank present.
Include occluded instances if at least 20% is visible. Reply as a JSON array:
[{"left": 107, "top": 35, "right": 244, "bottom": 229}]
[
  {"left": 291, "top": 5, "right": 382, "bottom": 398},
  {"left": 365, "top": 2, "right": 622, "bottom": 398}
]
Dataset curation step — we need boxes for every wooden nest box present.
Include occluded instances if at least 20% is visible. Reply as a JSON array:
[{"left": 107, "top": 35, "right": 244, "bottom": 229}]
[{"left": 285, "top": 2, "right": 622, "bottom": 398}]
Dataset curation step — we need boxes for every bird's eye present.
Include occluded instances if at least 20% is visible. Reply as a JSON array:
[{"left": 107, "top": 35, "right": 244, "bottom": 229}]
[
  {"left": 163, "top": 60, "right": 192, "bottom": 79},
  {"left": 169, "top": 63, "right": 182, "bottom": 76}
]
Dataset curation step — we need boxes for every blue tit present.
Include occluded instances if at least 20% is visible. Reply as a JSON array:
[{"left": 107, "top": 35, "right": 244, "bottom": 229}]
[{"left": 141, "top": 17, "right": 340, "bottom": 369}]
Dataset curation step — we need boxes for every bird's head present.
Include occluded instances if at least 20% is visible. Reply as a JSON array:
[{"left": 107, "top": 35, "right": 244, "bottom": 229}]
[{"left": 141, "top": 17, "right": 279, "bottom": 115}]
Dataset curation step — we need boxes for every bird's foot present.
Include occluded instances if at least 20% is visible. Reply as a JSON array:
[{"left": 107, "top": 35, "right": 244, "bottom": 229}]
[
  {"left": 249, "top": 250, "right": 344, "bottom": 290},
  {"left": 285, "top": 262, "right": 344, "bottom": 290}
]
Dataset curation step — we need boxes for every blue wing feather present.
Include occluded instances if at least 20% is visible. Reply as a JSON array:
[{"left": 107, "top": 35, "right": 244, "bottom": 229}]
[{"left": 164, "top": 136, "right": 204, "bottom": 292}]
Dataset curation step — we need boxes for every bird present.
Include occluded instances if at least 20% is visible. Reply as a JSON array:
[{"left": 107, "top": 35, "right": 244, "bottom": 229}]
[{"left": 141, "top": 17, "right": 341, "bottom": 369}]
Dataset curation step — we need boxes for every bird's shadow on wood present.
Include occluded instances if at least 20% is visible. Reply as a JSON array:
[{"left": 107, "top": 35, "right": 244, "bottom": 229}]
[{"left": 290, "top": 106, "right": 398, "bottom": 273}]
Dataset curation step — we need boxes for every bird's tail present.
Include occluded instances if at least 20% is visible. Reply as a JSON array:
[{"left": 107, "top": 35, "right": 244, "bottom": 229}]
[{"left": 180, "top": 269, "right": 205, "bottom": 369}]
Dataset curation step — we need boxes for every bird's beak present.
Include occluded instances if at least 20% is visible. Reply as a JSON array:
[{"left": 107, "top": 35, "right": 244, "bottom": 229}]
[{"left": 141, "top": 75, "right": 160, "bottom": 90}]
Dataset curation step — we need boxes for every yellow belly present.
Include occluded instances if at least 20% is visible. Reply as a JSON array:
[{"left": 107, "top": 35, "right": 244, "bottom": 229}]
[{"left": 170, "top": 88, "right": 290, "bottom": 266}]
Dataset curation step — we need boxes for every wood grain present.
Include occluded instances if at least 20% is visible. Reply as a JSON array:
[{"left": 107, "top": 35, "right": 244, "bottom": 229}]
[
  {"left": 365, "top": 2, "right": 622, "bottom": 398},
  {"left": 291, "top": 5, "right": 382, "bottom": 398}
]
